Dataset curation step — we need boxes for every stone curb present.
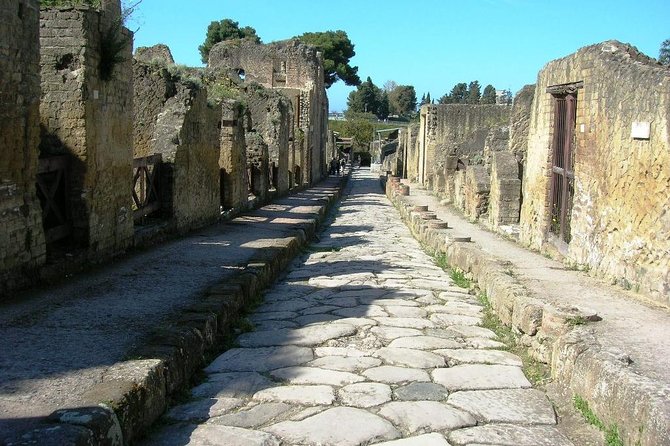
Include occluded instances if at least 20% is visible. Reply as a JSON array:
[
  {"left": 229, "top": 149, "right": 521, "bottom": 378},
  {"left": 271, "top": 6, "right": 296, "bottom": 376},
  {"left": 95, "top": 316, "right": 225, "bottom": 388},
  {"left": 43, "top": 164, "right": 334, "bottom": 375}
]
[
  {"left": 6, "top": 172, "right": 350, "bottom": 446},
  {"left": 385, "top": 180, "right": 670, "bottom": 446}
]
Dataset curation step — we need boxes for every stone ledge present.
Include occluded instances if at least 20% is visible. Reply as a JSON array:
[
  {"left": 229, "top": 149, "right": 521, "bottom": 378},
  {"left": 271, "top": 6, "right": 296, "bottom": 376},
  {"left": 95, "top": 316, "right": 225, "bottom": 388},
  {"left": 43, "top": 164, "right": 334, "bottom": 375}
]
[
  {"left": 6, "top": 172, "right": 349, "bottom": 446},
  {"left": 386, "top": 184, "right": 670, "bottom": 446}
]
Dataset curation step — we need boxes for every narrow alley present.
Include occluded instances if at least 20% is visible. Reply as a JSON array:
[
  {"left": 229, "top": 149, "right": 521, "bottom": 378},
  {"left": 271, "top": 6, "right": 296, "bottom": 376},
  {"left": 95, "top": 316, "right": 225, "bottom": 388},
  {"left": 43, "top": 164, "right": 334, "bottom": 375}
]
[{"left": 142, "top": 169, "right": 574, "bottom": 446}]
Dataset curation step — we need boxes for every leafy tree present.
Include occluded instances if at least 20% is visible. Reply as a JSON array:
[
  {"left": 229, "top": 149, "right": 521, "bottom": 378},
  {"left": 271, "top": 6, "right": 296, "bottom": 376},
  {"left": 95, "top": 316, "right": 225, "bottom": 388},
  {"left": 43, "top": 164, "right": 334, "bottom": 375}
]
[
  {"left": 420, "top": 93, "right": 427, "bottom": 106},
  {"left": 199, "top": 19, "right": 260, "bottom": 63},
  {"left": 296, "top": 30, "right": 361, "bottom": 88},
  {"left": 343, "top": 111, "right": 375, "bottom": 150},
  {"left": 499, "top": 89, "right": 513, "bottom": 105},
  {"left": 449, "top": 83, "right": 468, "bottom": 104},
  {"left": 465, "top": 81, "right": 481, "bottom": 104},
  {"left": 660, "top": 38, "right": 670, "bottom": 66},
  {"left": 438, "top": 92, "right": 452, "bottom": 104},
  {"left": 388, "top": 85, "right": 417, "bottom": 117},
  {"left": 378, "top": 91, "right": 390, "bottom": 120},
  {"left": 425, "top": 92, "right": 432, "bottom": 105},
  {"left": 383, "top": 80, "right": 398, "bottom": 92},
  {"left": 481, "top": 84, "right": 497, "bottom": 104},
  {"left": 347, "top": 76, "right": 380, "bottom": 114}
]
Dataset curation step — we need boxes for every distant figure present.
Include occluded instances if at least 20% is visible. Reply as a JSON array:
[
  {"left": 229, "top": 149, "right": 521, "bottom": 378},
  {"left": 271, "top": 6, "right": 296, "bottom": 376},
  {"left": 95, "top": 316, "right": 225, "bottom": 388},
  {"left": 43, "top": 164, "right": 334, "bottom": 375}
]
[
  {"left": 340, "top": 158, "right": 346, "bottom": 172},
  {"left": 336, "top": 159, "right": 341, "bottom": 175},
  {"left": 329, "top": 158, "right": 337, "bottom": 175}
]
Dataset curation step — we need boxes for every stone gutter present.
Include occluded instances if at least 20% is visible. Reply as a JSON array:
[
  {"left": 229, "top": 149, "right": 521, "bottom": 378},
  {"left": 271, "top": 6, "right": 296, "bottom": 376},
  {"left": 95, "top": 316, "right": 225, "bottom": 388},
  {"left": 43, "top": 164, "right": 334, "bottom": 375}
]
[
  {"left": 7, "top": 172, "right": 350, "bottom": 446},
  {"left": 384, "top": 176, "right": 670, "bottom": 446}
]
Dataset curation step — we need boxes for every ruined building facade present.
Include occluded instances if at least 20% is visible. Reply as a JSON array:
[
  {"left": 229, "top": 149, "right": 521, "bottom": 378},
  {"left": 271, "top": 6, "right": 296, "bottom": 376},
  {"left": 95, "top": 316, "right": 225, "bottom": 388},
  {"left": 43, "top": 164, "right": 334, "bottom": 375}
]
[
  {"left": 0, "top": 1, "right": 330, "bottom": 296},
  {"left": 208, "top": 39, "right": 329, "bottom": 186},
  {"left": 398, "top": 40, "right": 669, "bottom": 304}
]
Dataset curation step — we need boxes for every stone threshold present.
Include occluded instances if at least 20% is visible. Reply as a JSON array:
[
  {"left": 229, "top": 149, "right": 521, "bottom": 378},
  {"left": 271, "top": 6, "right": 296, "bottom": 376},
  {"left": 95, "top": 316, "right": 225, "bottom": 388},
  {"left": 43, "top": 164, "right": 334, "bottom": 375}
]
[
  {"left": 6, "top": 171, "right": 351, "bottom": 446},
  {"left": 383, "top": 176, "right": 670, "bottom": 446}
]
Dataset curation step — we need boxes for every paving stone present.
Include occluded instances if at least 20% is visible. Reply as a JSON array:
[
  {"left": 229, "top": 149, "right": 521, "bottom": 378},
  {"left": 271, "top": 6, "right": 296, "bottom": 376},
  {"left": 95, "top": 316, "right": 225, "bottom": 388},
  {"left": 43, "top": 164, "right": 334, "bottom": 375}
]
[
  {"left": 448, "top": 389, "right": 557, "bottom": 424},
  {"left": 332, "top": 305, "right": 388, "bottom": 318},
  {"left": 378, "top": 401, "right": 476, "bottom": 434},
  {"left": 448, "top": 424, "right": 575, "bottom": 446},
  {"left": 252, "top": 320, "right": 298, "bottom": 331},
  {"left": 338, "top": 382, "right": 392, "bottom": 408},
  {"left": 288, "top": 405, "right": 328, "bottom": 421},
  {"left": 362, "top": 366, "right": 430, "bottom": 384},
  {"left": 270, "top": 366, "right": 365, "bottom": 386},
  {"left": 165, "top": 397, "right": 244, "bottom": 422},
  {"left": 253, "top": 385, "right": 335, "bottom": 405},
  {"left": 300, "top": 305, "right": 340, "bottom": 315},
  {"left": 237, "top": 323, "right": 357, "bottom": 347},
  {"left": 436, "top": 349, "right": 523, "bottom": 367},
  {"left": 373, "top": 317, "right": 435, "bottom": 329},
  {"left": 250, "top": 311, "right": 299, "bottom": 322},
  {"left": 394, "top": 382, "right": 450, "bottom": 401},
  {"left": 209, "top": 402, "right": 293, "bottom": 428},
  {"left": 308, "top": 355, "right": 382, "bottom": 372},
  {"left": 321, "top": 296, "right": 359, "bottom": 307},
  {"left": 374, "top": 347, "right": 446, "bottom": 368},
  {"left": 430, "top": 313, "right": 481, "bottom": 327},
  {"left": 263, "top": 407, "right": 400, "bottom": 446},
  {"left": 314, "top": 347, "right": 368, "bottom": 357},
  {"left": 255, "top": 298, "right": 313, "bottom": 313},
  {"left": 374, "top": 433, "right": 451, "bottom": 445},
  {"left": 205, "top": 346, "right": 314, "bottom": 373},
  {"left": 389, "top": 336, "right": 462, "bottom": 350},
  {"left": 464, "top": 337, "right": 507, "bottom": 349},
  {"left": 307, "top": 277, "right": 352, "bottom": 288},
  {"left": 368, "top": 298, "right": 421, "bottom": 307},
  {"left": 336, "top": 317, "right": 378, "bottom": 327},
  {"left": 143, "top": 424, "right": 281, "bottom": 446},
  {"left": 293, "top": 314, "right": 340, "bottom": 325},
  {"left": 433, "top": 365, "right": 531, "bottom": 390},
  {"left": 192, "top": 372, "right": 274, "bottom": 398},
  {"left": 383, "top": 306, "right": 428, "bottom": 318},
  {"left": 448, "top": 325, "right": 498, "bottom": 339},
  {"left": 371, "top": 326, "right": 423, "bottom": 340},
  {"left": 410, "top": 279, "right": 464, "bottom": 291}
]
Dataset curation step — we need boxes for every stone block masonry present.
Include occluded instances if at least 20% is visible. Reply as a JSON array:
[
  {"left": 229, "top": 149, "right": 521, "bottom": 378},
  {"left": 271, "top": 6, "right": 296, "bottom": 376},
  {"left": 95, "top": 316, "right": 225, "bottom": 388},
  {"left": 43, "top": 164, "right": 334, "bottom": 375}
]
[
  {"left": 39, "top": 1, "right": 134, "bottom": 255},
  {"left": 520, "top": 41, "right": 670, "bottom": 303},
  {"left": 0, "top": 0, "right": 46, "bottom": 293}
]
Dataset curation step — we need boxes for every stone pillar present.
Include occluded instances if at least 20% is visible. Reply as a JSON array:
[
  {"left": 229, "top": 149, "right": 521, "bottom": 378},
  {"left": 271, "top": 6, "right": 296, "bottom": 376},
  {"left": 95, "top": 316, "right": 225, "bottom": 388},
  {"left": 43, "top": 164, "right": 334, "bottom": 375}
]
[
  {"left": 0, "top": 0, "right": 46, "bottom": 292},
  {"left": 246, "top": 132, "right": 269, "bottom": 201},
  {"left": 219, "top": 100, "right": 248, "bottom": 211},
  {"left": 40, "top": 4, "right": 134, "bottom": 253},
  {"left": 464, "top": 166, "right": 491, "bottom": 220},
  {"left": 490, "top": 152, "right": 521, "bottom": 228}
]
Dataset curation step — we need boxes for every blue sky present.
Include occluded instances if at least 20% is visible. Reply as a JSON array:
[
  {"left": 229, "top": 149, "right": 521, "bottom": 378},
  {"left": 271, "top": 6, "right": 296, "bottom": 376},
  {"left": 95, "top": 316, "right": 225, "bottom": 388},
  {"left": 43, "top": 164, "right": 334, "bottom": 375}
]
[{"left": 130, "top": 0, "right": 669, "bottom": 112}]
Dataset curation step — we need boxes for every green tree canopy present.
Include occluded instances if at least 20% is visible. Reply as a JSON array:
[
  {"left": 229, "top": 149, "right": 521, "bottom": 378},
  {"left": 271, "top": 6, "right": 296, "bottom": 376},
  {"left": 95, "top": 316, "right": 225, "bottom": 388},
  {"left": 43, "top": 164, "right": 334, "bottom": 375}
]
[
  {"left": 347, "top": 76, "right": 384, "bottom": 117},
  {"left": 388, "top": 85, "right": 417, "bottom": 117},
  {"left": 481, "top": 84, "right": 497, "bottom": 104},
  {"left": 465, "top": 81, "right": 481, "bottom": 104},
  {"left": 296, "top": 30, "right": 361, "bottom": 88},
  {"left": 342, "top": 111, "right": 375, "bottom": 150},
  {"left": 660, "top": 38, "right": 670, "bottom": 65},
  {"left": 199, "top": 19, "right": 261, "bottom": 63}
]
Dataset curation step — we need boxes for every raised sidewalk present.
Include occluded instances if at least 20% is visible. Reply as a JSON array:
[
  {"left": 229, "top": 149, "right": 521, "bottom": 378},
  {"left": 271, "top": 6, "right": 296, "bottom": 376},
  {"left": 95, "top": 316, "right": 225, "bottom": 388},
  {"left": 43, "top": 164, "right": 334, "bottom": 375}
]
[
  {"left": 385, "top": 178, "right": 670, "bottom": 446},
  {"left": 0, "top": 172, "right": 349, "bottom": 445}
]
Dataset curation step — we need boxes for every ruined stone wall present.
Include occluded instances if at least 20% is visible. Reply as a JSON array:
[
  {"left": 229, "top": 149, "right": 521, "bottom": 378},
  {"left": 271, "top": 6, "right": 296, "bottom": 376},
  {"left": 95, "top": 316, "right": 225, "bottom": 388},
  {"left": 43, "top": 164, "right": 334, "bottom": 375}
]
[
  {"left": 209, "top": 38, "right": 328, "bottom": 186},
  {"left": 418, "top": 104, "right": 511, "bottom": 191},
  {"left": 0, "top": 0, "right": 46, "bottom": 292},
  {"left": 520, "top": 40, "right": 670, "bottom": 302},
  {"left": 40, "top": 1, "right": 134, "bottom": 254},
  {"left": 246, "top": 132, "right": 270, "bottom": 200},
  {"left": 145, "top": 73, "right": 220, "bottom": 229},
  {"left": 219, "top": 100, "right": 248, "bottom": 211},
  {"left": 463, "top": 166, "right": 490, "bottom": 220},
  {"left": 490, "top": 152, "right": 521, "bottom": 227},
  {"left": 509, "top": 84, "right": 535, "bottom": 167},
  {"left": 404, "top": 124, "right": 420, "bottom": 181},
  {"left": 246, "top": 85, "right": 292, "bottom": 195}
]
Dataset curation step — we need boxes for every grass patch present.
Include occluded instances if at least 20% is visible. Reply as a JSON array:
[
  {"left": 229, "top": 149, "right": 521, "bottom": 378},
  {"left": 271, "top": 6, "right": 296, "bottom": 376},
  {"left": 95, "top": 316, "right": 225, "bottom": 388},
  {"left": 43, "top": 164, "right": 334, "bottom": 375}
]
[
  {"left": 431, "top": 251, "right": 471, "bottom": 289},
  {"left": 573, "top": 395, "right": 624, "bottom": 446},
  {"left": 449, "top": 269, "right": 470, "bottom": 289},
  {"left": 476, "top": 293, "right": 550, "bottom": 386}
]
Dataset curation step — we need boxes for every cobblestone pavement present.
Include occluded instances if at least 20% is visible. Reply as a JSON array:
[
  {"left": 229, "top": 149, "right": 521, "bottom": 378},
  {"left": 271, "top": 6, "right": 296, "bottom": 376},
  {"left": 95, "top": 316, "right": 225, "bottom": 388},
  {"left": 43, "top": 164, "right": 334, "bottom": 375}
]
[{"left": 143, "top": 168, "right": 573, "bottom": 446}]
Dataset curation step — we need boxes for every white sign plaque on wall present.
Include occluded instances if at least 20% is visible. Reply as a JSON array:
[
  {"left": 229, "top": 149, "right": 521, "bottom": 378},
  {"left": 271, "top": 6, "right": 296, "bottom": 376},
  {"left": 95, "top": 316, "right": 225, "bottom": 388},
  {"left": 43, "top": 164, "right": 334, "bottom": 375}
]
[{"left": 631, "top": 121, "right": 650, "bottom": 140}]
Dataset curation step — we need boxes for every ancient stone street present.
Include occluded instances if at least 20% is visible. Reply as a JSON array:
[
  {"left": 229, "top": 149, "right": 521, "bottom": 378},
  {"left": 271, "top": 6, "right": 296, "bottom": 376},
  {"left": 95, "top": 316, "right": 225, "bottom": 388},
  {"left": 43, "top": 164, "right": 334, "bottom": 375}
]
[{"left": 142, "top": 169, "right": 574, "bottom": 446}]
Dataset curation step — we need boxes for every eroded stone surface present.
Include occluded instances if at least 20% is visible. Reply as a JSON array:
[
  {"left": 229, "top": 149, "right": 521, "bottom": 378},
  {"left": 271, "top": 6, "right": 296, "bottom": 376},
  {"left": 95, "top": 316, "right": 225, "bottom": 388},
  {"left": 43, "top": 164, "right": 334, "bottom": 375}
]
[
  {"left": 237, "top": 324, "right": 356, "bottom": 347},
  {"left": 378, "top": 401, "right": 476, "bottom": 434},
  {"left": 374, "top": 433, "right": 451, "bottom": 446},
  {"left": 206, "top": 347, "right": 314, "bottom": 373},
  {"left": 394, "top": 382, "right": 450, "bottom": 401},
  {"left": 263, "top": 407, "right": 400, "bottom": 446},
  {"left": 269, "top": 366, "right": 365, "bottom": 386},
  {"left": 448, "top": 389, "right": 556, "bottom": 424},
  {"left": 338, "top": 382, "right": 393, "bottom": 408},
  {"left": 433, "top": 365, "right": 531, "bottom": 390},
  {"left": 374, "top": 347, "right": 446, "bottom": 368},
  {"left": 253, "top": 385, "right": 335, "bottom": 405},
  {"left": 448, "top": 424, "right": 574, "bottom": 446}
]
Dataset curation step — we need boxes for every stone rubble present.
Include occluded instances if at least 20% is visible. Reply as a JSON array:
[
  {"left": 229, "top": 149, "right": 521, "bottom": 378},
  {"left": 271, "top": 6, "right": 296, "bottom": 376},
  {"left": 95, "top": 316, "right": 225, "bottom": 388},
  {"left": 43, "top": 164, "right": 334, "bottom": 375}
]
[{"left": 142, "top": 169, "right": 573, "bottom": 445}]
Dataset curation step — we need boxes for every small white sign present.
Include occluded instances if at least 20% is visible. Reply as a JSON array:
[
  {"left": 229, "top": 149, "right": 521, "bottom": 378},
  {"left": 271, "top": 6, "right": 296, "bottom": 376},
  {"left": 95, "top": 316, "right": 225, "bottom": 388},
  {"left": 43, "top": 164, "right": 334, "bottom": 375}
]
[
  {"left": 580, "top": 124, "right": 586, "bottom": 133},
  {"left": 631, "top": 122, "right": 650, "bottom": 139},
  {"left": 93, "top": 90, "right": 99, "bottom": 100}
]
